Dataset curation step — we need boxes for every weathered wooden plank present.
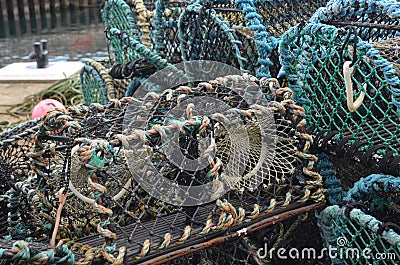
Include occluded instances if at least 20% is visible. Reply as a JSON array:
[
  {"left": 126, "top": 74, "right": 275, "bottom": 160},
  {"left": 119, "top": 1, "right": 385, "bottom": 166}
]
[
  {"left": 0, "top": 0, "right": 5, "bottom": 37},
  {"left": 5, "top": 0, "right": 16, "bottom": 36},
  {"left": 16, "top": 0, "right": 27, "bottom": 34},
  {"left": 38, "top": 0, "right": 47, "bottom": 30},
  {"left": 28, "top": 0, "right": 38, "bottom": 34},
  {"left": 49, "top": 0, "right": 57, "bottom": 29}
]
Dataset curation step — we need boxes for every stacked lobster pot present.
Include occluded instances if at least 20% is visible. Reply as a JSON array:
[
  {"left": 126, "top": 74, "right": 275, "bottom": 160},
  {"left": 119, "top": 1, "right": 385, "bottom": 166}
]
[
  {"left": 80, "top": 0, "right": 330, "bottom": 104},
  {"left": 81, "top": 0, "right": 188, "bottom": 105},
  {"left": 0, "top": 72, "right": 326, "bottom": 264},
  {"left": 279, "top": 0, "right": 400, "bottom": 263},
  {"left": 0, "top": 0, "right": 399, "bottom": 264},
  {"left": 178, "top": 0, "right": 329, "bottom": 78}
]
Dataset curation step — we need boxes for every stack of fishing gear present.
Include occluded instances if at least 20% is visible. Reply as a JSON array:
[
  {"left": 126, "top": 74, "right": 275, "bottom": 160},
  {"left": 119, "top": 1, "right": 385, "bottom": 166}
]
[
  {"left": 178, "top": 0, "right": 329, "bottom": 79},
  {"left": 279, "top": 0, "right": 400, "bottom": 178},
  {"left": 81, "top": 0, "right": 187, "bottom": 105},
  {"left": 0, "top": 73, "right": 326, "bottom": 264}
]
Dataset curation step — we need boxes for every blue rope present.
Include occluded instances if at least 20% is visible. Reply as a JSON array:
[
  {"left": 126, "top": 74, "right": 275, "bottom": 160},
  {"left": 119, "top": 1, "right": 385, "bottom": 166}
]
[
  {"left": 235, "top": 0, "right": 278, "bottom": 78},
  {"left": 57, "top": 244, "right": 75, "bottom": 265},
  {"left": 310, "top": 0, "right": 400, "bottom": 25},
  {"left": 317, "top": 153, "right": 343, "bottom": 205},
  {"left": 343, "top": 174, "right": 400, "bottom": 211},
  {"left": 152, "top": 0, "right": 167, "bottom": 57}
]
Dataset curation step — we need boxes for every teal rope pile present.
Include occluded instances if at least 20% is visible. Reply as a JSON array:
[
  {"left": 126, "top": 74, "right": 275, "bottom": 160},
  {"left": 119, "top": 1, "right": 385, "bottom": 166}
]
[
  {"left": 344, "top": 174, "right": 400, "bottom": 211},
  {"left": 234, "top": 0, "right": 278, "bottom": 78},
  {"left": 318, "top": 204, "right": 400, "bottom": 265},
  {"left": 317, "top": 153, "right": 343, "bottom": 205}
]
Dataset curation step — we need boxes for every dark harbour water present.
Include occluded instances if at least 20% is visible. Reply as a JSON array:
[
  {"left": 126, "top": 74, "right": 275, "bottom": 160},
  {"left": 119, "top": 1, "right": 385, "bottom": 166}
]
[{"left": 0, "top": 1, "right": 108, "bottom": 67}]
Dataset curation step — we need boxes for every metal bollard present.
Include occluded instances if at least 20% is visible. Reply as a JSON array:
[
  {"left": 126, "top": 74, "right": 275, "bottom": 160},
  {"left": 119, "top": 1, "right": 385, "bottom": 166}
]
[{"left": 32, "top": 39, "right": 49, "bottom": 68}]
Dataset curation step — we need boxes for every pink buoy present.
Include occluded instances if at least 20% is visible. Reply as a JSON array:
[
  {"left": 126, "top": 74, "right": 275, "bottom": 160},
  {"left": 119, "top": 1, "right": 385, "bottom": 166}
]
[{"left": 31, "top": 99, "right": 65, "bottom": 119}]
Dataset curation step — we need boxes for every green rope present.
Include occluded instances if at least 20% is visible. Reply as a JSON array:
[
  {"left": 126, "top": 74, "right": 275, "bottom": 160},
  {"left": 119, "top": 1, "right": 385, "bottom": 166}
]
[{"left": 0, "top": 73, "right": 82, "bottom": 133}]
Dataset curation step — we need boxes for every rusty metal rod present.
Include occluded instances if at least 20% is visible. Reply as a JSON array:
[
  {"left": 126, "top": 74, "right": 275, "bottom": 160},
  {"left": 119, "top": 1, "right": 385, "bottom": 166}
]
[
  {"left": 139, "top": 202, "right": 326, "bottom": 265},
  {"left": 213, "top": 7, "right": 242, "bottom": 12},
  {"left": 326, "top": 20, "right": 400, "bottom": 31}
]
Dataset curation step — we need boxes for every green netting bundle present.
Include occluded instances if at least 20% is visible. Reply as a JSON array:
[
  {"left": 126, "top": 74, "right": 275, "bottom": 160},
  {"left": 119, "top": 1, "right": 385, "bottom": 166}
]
[
  {"left": 318, "top": 174, "right": 400, "bottom": 265},
  {"left": 80, "top": 61, "right": 114, "bottom": 105},
  {"left": 80, "top": 27, "right": 175, "bottom": 104},
  {"left": 279, "top": 22, "right": 400, "bottom": 176},
  {"left": 103, "top": 0, "right": 187, "bottom": 64}
]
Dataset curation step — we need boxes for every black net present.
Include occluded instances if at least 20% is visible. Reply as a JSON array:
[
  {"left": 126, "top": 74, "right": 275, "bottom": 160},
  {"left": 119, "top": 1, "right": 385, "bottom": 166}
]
[
  {"left": 152, "top": 0, "right": 188, "bottom": 63},
  {"left": 0, "top": 120, "right": 40, "bottom": 186},
  {"left": 178, "top": 4, "right": 253, "bottom": 74},
  {"left": 0, "top": 74, "right": 325, "bottom": 263}
]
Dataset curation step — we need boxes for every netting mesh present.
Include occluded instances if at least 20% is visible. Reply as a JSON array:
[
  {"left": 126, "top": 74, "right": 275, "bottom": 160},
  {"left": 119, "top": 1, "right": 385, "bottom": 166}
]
[
  {"left": 178, "top": 0, "right": 329, "bottom": 78},
  {"left": 318, "top": 174, "right": 400, "bottom": 265},
  {"left": 152, "top": 0, "right": 187, "bottom": 63},
  {"left": 280, "top": 23, "right": 400, "bottom": 175},
  {"left": 103, "top": 0, "right": 145, "bottom": 65},
  {"left": 178, "top": 3, "right": 257, "bottom": 75},
  {"left": 255, "top": 0, "right": 329, "bottom": 38},
  {"left": 372, "top": 37, "right": 400, "bottom": 74},
  {"left": 311, "top": 0, "right": 400, "bottom": 42},
  {"left": 0, "top": 74, "right": 325, "bottom": 263},
  {"left": 103, "top": 0, "right": 186, "bottom": 64},
  {"left": 80, "top": 61, "right": 115, "bottom": 105}
]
